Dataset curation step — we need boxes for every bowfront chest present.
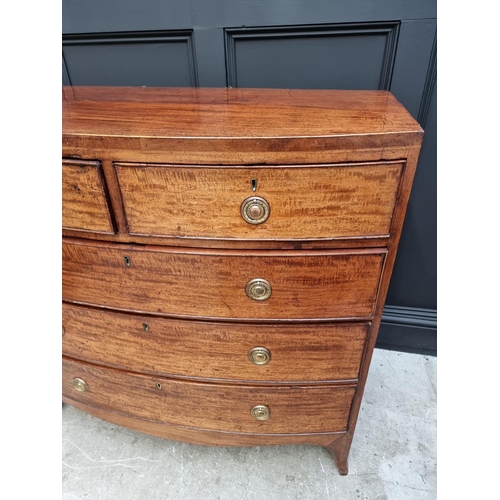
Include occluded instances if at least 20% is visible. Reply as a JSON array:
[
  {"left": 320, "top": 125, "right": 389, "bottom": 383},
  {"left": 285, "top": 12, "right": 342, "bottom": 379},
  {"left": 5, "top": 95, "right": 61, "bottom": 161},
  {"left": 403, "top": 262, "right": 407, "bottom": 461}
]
[{"left": 62, "top": 86, "right": 423, "bottom": 474}]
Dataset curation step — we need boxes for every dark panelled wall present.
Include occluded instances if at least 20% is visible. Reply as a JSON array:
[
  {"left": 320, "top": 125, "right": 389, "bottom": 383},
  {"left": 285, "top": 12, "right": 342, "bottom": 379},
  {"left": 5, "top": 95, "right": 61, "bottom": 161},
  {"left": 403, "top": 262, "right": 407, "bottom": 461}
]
[{"left": 63, "top": 0, "right": 437, "bottom": 355}]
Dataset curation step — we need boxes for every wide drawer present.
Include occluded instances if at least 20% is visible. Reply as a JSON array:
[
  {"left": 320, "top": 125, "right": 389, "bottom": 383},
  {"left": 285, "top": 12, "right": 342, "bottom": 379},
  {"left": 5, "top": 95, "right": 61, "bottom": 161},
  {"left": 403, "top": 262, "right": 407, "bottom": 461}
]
[
  {"left": 115, "top": 161, "right": 403, "bottom": 241},
  {"left": 63, "top": 357, "right": 355, "bottom": 434},
  {"left": 62, "top": 239, "right": 386, "bottom": 320},
  {"left": 62, "top": 159, "right": 114, "bottom": 234},
  {"left": 63, "top": 303, "right": 369, "bottom": 382}
]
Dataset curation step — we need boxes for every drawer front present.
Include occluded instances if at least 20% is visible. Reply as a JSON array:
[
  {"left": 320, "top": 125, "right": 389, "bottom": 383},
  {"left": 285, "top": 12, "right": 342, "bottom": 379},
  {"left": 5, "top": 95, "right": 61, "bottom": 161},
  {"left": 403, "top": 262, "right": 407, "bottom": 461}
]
[
  {"left": 63, "top": 357, "right": 355, "bottom": 433},
  {"left": 62, "top": 240, "right": 385, "bottom": 320},
  {"left": 115, "top": 162, "right": 403, "bottom": 240},
  {"left": 63, "top": 303, "right": 369, "bottom": 382},
  {"left": 62, "top": 160, "right": 114, "bottom": 234}
]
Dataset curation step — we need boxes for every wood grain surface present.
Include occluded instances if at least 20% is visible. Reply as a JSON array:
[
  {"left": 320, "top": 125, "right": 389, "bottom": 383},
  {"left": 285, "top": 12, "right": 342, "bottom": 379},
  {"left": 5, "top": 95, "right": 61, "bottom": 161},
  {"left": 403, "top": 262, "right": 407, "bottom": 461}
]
[
  {"left": 60, "top": 228, "right": 391, "bottom": 250},
  {"left": 63, "top": 87, "right": 422, "bottom": 138},
  {"left": 62, "top": 239, "right": 386, "bottom": 320},
  {"left": 63, "top": 398, "right": 347, "bottom": 447},
  {"left": 62, "top": 159, "right": 114, "bottom": 234},
  {"left": 63, "top": 357, "right": 356, "bottom": 434},
  {"left": 62, "top": 87, "right": 423, "bottom": 165},
  {"left": 115, "top": 161, "right": 403, "bottom": 240},
  {"left": 63, "top": 303, "right": 369, "bottom": 383}
]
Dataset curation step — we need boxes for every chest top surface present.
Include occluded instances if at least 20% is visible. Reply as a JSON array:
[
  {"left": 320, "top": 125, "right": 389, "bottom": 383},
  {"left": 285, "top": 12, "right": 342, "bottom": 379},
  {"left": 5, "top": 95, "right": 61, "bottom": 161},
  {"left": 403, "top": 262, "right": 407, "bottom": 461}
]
[{"left": 62, "top": 86, "right": 422, "bottom": 140}]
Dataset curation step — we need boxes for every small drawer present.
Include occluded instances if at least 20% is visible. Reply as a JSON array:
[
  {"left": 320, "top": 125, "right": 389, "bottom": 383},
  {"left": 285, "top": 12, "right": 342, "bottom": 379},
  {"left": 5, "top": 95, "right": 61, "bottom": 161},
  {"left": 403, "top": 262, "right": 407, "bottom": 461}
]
[
  {"left": 63, "top": 357, "right": 356, "bottom": 434},
  {"left": 62, "top": 239, "right": 386, "bottom": 321},
  {"left": 114, "top": 161, "right": 403, "bottom": 241},
  {"left": 62, "top": 159, "right": 114, "bottom": 234},
  {"left": 63, "top": 303, "right": 369, "bottom": 382}
]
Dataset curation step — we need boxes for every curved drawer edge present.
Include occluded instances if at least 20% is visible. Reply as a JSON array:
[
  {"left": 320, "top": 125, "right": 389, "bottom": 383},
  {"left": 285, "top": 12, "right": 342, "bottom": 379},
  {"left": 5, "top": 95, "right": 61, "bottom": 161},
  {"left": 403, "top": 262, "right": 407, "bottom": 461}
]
[
  {"left": 63, "top": 397, "right": 346, "bottom": 448},
  {"left": 63, "top": 355, "right": 360, "bottom": 386},
  {"left": 63, "top": 303, "right": 368, "bottom": 382},
  {"left": 63, "top": 356, "right": 355, "bottom": 434},
  {"left": 64, "top": 299, "right": 376, "bottom": 324}
]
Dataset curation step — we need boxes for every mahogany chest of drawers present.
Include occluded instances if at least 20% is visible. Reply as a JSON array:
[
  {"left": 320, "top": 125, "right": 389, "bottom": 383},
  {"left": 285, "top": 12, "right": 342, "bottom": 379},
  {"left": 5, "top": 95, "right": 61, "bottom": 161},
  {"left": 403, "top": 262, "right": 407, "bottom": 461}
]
[{"left": 62, "top": 86, "right": 423, "bottom": 474}]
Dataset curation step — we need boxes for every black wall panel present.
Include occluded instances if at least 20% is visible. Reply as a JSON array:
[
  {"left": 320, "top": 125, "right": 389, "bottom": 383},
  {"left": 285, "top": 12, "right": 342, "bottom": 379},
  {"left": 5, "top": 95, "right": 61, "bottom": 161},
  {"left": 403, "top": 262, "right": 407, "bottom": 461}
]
[
  {"left": 63, "top": 31, "right": 198, "bottom": 87},
  {"left": 224, "top": 23, "right": 399, "bottom": 90},
  {"left": 386, "top": 36, "right": 437, "bottom": 309}
]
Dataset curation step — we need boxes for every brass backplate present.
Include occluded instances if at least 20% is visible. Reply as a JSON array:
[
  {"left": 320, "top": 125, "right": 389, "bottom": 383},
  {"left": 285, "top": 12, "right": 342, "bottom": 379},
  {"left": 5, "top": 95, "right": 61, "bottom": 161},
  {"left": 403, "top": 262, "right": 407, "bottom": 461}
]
[
  {"left": 245, "top": 278, "right": 272, "bottom": 301},
  {"left": 248, "top": 347, "right": 271, "bottom": 365},
  {"left": 72, "top": 378, "right": 88, "bottom": 392},
  {"left": 251, "top": 405, "right": 270, "bottom": 421},
  {"left": 240, "top": 196, "right": 270, "bottom": 224}
]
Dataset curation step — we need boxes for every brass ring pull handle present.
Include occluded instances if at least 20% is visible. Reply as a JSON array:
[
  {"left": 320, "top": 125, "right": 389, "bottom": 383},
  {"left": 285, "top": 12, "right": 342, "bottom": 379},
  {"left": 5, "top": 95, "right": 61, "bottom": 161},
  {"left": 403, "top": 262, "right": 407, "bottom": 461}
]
[
  {"left": 245, "top": 278, "right": 272, "bottom": 301},
  {"left": 241, "top": 196, "right": 270, "bottom": 224},
  {"left": 248, "top": 347, "right": 271, "bottom": 365},
  {"left": 251, "top": 405, "right": 270, "bottom": 421},
  {"left": 72, "top": 378, "right": 88, "bottom": 392}
]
